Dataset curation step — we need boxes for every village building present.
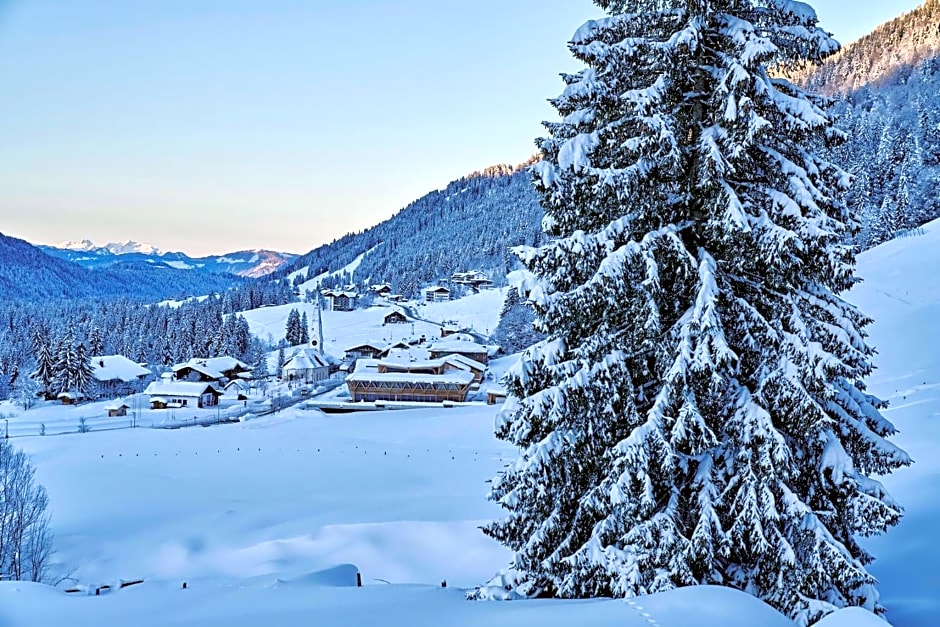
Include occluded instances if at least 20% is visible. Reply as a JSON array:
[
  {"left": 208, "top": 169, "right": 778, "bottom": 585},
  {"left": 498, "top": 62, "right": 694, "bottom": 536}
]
[
  {"left": 144, "top": 381, "right": 223, "bottom": 409},
  {"left": 376, "top": 354, "right": 486, "bottom": 384},
  {"left": 427, "top": 339, "right": 489, "bottom": 365},
  {"left": 57, "top": 391, "right": 85, "bottom": 405},
  {"left": 451, "top": 270, "right": 494, "bottom": 291},
  {"left": 90, "top": 355, "right": 153, "bottom": 398},
  {"left": 487, "top": 388, "right": 508, "bottom": 405},
  {"left": 106, "top": 402, "right": 130, "bottom": 417},
  {"left": 346, "top": 369, "right": 474, "bottom": 403},
  {"left": 281, "top": 348, "right": 330, "bottom": 384},
  {"left": 440, "top": 324, "right": 460, "bottom": 338},
  {"left": 424, "top": 286, "right": 451, "bottom": 303},
  {"left": 369, "top": 284, "right": 393, "bottom": 298},
  {"left": 383, "top": 309, "right": 408, "bottom": 325},
  {"left": 223, "top": 379, "right": 251, "bottom": 400},
  {"left": 344, "top": 342, "right": 388, "bottom": 361},
  {"left": 172, "top": 356, "right": 250, "bottom": 384},
  {"left": 376, "top": 340, "right": 412, "bottom": 359},
  {"left": 323, "top": 290, "right": 358, "bottom": 311}
]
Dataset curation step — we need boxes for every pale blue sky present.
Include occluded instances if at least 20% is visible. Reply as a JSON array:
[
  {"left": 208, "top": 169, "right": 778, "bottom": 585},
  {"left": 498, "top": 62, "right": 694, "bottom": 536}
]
[{"left": 0, "top": 0, "right": 922, "bottom": 256}]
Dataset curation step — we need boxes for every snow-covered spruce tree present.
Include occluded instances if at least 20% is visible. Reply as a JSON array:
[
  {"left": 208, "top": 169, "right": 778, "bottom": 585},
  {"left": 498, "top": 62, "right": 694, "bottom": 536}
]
[{"left": 483, "top": 1, "right": 910, "bottom": 623}]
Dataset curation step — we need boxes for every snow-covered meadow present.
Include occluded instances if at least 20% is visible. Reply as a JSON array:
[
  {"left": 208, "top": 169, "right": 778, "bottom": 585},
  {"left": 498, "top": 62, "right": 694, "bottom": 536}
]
[{"left": 1, "top": 220, "right": 939, "bottom": 625}]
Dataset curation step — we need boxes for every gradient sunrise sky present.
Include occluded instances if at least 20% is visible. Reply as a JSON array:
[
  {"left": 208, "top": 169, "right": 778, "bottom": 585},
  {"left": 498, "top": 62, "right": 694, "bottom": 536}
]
[{"left": 0, "top": 0, "right": 922, "bottom": 256}]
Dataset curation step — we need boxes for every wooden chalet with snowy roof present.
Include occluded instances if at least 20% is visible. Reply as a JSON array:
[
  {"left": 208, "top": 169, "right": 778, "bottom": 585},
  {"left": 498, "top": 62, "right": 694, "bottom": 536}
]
[
  {"left": 172, "top": 356, "right": 250, "bottom": 384},
  {"left": 383, "top": 309, "right": 407, "bottom": 325},
  {"left": 344, "top": 342, "right": 388, "bottom": 361},
  {"left": 91, "top": 355, "right": 153, "bottom": 397},
  {"left": 428, "top": 339, "right": 489, "bottom": 365},
  {"left": 369, "top": 283, "right": 393, "bottom": 298},
  {"left": 106, "top": 402, "right": 130, "bottom": 417},
  {"left": 144, "top": 381, "right": 223, "bottom": 409}
]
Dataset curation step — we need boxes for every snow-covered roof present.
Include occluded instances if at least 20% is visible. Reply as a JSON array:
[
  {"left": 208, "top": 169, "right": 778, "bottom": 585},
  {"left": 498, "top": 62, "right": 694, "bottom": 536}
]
[
  {"left": 172, "top": 362, "right": 224, "bottom": 380},
  {"left": 425, "top": 286, "right": 450, "bottom": 293},
  {"left": 345, "top": 342, "right": 387, "bottom": 353},
  {"left": 105, "top": 402, "right": 131, "bottom": 410},
  {"left": 172, "top": 356, "right": 249, "bottom": 378},
  {"left": 352, "top": 358, "right": 380, "bottom": 373},
  {"left": 376, "top": 354, "right": 484, "bottom": 374},
  {"left": 283, "top": 352, "right": 329, "bottom": 372},
  {"left": 323, "top": 290, "right": 359, "bottom": 298},
  {"left": 441, "top": 354, "right": 486, "bottom": 372},
  {"left": 91, "top": 355, "right": 152, "bottom": 383},
  {"left": 346, "top": 370, "right": 474, "bottom": 386},
  {"left": 428, "top": 340, "right": 487, "bottom": 354},
  {"left": 144, "top": 381, "right": 222, "bottom": 398},
  {"left": 381, "top": 348, "right": 432, "bottom": 363}
]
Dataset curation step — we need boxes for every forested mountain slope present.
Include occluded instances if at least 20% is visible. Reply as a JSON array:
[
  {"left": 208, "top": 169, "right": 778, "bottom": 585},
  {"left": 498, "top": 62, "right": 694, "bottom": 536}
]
[
  {"left": 280, "top": 163, "right": 543, "bottom": 297},
  {"left": 800, "top": 0, "right": 940, "bottom": 246}
]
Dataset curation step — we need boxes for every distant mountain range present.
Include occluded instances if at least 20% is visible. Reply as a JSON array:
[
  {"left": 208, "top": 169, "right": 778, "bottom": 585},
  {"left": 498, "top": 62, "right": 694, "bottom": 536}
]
[
  {"left": 40, "top": 240, "right": 296, "bottom": 279},
  {"left": 0, "top": 232, "right": 246, "bottom": 302}
]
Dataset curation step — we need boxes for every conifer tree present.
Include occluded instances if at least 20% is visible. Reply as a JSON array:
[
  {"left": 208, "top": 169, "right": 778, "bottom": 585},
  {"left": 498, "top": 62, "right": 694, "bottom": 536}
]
[
  {"left": 72, "top": 342, "right": 95, "bottom": 398},
  {"left": 32, "top": 336, "right": 56, "bottom": 397},
  {"left": 51, "top": 335, "right": 71, "bottom": 397},
  {"left": 285, "top": 309, "right": 302, "bottom": 346},
  {"left": 300, "top": 312, "right": 310, "bottom": 345},
  {"left": 484, "top": 2, "right": 910, "bottom": 623}
]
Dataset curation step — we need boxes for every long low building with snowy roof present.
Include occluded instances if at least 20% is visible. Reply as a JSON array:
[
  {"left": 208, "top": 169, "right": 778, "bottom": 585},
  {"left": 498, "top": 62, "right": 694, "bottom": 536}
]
[
  {"left": 427, "top": 339, "right": 489, "bottom": 365},
  {"left": 172, "top": 356, "right": 250, "bottom": 383},
  {"left": 345, "top": 368, "right": 474, "bottom": 403},
  {"left": 144, "top": 381, "right": 223, "bottom": 409},
  {"left": 377, "top": 353, "right": 486, "bottom": 383}
]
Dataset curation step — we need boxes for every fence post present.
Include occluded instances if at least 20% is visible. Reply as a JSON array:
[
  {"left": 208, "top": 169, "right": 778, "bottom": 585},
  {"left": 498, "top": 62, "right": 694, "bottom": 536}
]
[{"left": 356, "top": 571, "right": 362, "bottom": 587}]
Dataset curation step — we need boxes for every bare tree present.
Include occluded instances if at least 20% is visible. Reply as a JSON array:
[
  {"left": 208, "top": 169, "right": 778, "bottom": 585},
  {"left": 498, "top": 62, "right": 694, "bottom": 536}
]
[{"left": 0, "top": 439, "right": 54, "bottom": 582}]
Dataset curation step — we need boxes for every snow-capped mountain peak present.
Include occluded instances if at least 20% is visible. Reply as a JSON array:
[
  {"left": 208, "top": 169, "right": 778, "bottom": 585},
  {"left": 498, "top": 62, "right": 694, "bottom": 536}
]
[
  {"left": 57, "top": 238, "right": 98, "bottom": 252},
  {"left": 57, "top": 239, "right": 163, "bottom": 256},
  {"left": 103, "top": 240, "right": 163, "bottom": 256}
]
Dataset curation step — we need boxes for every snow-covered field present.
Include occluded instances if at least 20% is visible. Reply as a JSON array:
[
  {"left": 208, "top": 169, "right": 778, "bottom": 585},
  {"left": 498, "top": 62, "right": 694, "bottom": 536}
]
[{"left": 2, "top": 221, "right": 940, "bottom": 626}]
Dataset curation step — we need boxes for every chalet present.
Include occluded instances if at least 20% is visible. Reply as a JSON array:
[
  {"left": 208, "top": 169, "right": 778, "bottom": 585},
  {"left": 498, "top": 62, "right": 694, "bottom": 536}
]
[
  {"left": 106, "top": 402, "right": 130, "bottom": 417},
  {"left": 424, "top": 286, "right": 451, "bottom": 303},
  {"left": 144, "top": 381, "right": 223, "bottom": 409},
  {"left": 173, "top": 357, "right": 250, "bottom": 383},
  {"left": 57, "top": 391, "right": 85, "bottom": 405},
  {"left": 487, "top": 388, "right": 508, "bottom": 405},
  {"left": 224, "top": 379, "right": 250, "bottom": 400},
  {"left": 440, "top": 325, "right": 460, "bottom": 338},
  {"left": 369, "top": 284, "right": 393, "bottom": 298},
  {"left": 91, "top": 355, "right": 152, "bottom": 397},
  {"left": 323, "top": 290, "right": 358, "bottom": 312},
  {"left": 377, "top": 340, "right": 412, "bottom": 359},
  {"left": 346, "top": 369, "right": 474, "bottom": 403},
  {"left": 344, "top": 342, "right": 388, "bottom": 361},
  {"left": 383, "top": 309, "right": 408, "bottom": 325},
  {"left": 428, "top": 339, "right": 489, "bottom": 365},
  {"left": 281, "top": 349, "right": 330, "bottom": 383},
  {"left": 440, "top": 354, "right": 486, "bottom": 383},
  {"left": 376, "top": 354, "right": 486, "bottom": 384},
  {"left": 451, "top": 270, "right": 493, "bottom": 291}
]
